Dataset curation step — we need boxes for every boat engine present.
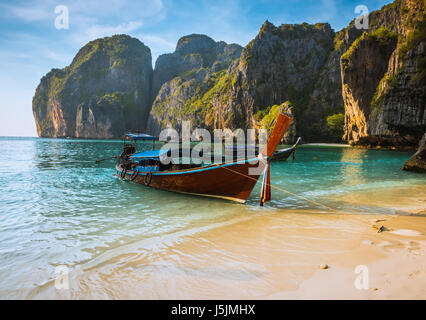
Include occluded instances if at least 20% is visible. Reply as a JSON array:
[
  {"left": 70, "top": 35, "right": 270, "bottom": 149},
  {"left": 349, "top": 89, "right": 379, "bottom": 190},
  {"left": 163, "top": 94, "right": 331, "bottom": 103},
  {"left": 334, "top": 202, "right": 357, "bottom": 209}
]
[
  {"left": 119, "top": 143, "right": 136, "bottom": 170},
  {"left": 121, "top": 143, "right": 136, "bottom": 158}
]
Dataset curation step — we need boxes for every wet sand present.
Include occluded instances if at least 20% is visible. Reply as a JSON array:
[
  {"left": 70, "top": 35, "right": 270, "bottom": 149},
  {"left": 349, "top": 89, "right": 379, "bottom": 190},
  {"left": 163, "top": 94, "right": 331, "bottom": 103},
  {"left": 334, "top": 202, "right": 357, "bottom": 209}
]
[
  {"left": 30, "top": 184, "right": 426, "bottom": 300},
  {"left": 266, "top": 213, "right": 426, "bottom": 299}
]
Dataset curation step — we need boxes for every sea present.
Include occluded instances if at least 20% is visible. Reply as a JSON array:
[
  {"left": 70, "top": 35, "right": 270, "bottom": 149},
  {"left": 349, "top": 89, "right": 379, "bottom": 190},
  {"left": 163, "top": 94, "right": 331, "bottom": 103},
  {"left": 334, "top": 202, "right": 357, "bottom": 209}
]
[{"left": 0, "top": 136, "right": 424, "bottom": 298}]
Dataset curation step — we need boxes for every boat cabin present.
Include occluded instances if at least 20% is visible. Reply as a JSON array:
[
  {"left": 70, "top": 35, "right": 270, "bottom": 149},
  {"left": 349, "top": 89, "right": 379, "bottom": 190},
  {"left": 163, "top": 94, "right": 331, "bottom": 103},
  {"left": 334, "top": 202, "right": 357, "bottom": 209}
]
[
  {"left": 129, "top": 149, "right": 168, "bottom": 172},
  {"left": 118, "top": 131, "right": 298, "bottom": 175}
]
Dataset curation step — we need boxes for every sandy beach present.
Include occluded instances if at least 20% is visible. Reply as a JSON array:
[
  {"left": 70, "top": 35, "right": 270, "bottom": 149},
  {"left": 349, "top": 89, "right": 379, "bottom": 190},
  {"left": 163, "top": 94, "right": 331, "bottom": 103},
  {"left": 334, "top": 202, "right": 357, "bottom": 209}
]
[
  {"left": 29, "top": 183, "right": 426, "bottom": 300},
  {"left": 266, "top": 213, "right": 426, "bottom": 299}
]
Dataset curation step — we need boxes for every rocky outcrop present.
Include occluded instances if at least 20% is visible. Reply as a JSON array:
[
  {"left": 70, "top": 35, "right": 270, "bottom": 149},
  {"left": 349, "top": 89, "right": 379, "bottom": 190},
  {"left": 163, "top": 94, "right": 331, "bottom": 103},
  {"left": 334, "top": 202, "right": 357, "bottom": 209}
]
[
  {"left": 300, "top": 23, "right": 363, "bottom": 140},
  {"left": 148, "top": 2, "right": 424, "bottom": 146},
  {"left": 75, "top": 95, "right": 126, "bottom": 139},
  {"left": 147, "top": 34, "right": 242, "bottom": 135},
  {"left": 214, "top": 21, "right": 336, "bottom": 140},
  {"left": 341, "top": 29, "right": 398, "bottom": 144},
  {"left": 148, "top": 22, "right": 339, "bottom": 143},
  {"left": 402, "top": 133, "right": 426, "bottom": 172},
  {"left": 33, "top": 35, "right": 153, "bottom": 138},
  {"left": 151, "top": 34, "right": 241, "bottom": 98},
  {"left": 341, "top": 0, "right": 425, "bottom": 147}
]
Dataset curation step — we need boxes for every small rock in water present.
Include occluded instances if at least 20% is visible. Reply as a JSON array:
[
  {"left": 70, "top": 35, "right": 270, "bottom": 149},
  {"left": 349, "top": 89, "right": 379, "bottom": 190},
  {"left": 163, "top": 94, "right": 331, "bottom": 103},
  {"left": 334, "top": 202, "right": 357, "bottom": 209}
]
[
  {"left": 319, "top": 264, "right": 329, "bottom": 269},
  {"left": 402, "top": 133, "right": 426, "bottom": 173}
]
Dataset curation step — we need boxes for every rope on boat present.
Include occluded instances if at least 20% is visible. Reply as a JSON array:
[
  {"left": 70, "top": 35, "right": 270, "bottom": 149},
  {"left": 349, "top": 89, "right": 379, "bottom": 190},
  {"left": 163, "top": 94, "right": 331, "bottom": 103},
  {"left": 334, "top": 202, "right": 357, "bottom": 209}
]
[
  {"left": 259, "top": 162, "right": 271, "bottom": 206},
  {"left": 144, "top": 172, "right": 152, "bottom": 186},
  {"left": 213, "top": 162, "right": 343, "bottom": 214},
  {"left": 130, "top": 170, "right": 139, "bottom": 181},
  {"left": 217, "top": 162, "right": 390, "bottom": 233}
]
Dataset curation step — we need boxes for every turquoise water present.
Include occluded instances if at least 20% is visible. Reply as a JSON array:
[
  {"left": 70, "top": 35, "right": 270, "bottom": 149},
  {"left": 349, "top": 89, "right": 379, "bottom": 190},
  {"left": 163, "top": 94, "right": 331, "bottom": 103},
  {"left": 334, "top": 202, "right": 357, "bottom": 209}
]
[{"left": 0, "top": 137, "right": 424, "bottom": 298}]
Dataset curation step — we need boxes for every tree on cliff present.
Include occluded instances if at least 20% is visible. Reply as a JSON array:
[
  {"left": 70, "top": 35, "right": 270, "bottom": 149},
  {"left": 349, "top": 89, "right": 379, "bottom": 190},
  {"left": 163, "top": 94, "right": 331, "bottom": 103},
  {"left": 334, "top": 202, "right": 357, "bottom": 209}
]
[{"left": 326, "top": 113, "right": 345, "bottom": 142}]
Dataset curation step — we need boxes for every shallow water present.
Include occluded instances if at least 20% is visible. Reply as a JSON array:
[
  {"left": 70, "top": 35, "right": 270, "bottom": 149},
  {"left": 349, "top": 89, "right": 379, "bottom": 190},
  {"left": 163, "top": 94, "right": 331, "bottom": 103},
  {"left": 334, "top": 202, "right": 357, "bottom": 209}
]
[{"left": 0, "top": 137, "right": 424, "bottom": 298}]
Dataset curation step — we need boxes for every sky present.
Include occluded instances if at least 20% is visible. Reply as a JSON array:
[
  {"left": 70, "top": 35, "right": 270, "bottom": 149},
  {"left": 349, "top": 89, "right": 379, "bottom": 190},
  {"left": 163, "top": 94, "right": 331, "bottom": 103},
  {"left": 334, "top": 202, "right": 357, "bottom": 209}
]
[{"left": 0, "top": 0, "right": 392, "bottom": 137}]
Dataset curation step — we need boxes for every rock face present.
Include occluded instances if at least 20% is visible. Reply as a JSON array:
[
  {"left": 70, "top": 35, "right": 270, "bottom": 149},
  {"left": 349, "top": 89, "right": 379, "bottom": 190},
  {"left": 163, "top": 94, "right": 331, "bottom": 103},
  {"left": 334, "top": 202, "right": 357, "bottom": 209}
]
[
  {"left": 151, "top": 34, "right": 240, "bottom": 98},
  {"left": 341, "top": 30, "right": 398, "bottom": 144},
  {"left": 147, "top": 34, "right": 242, "bottom": 135},
  {"left": 148, "top": 22, "right": 342, "bottom": 143},
  {"left": 146, "top": 21, "right": 367, "bottom": 144},
  {"left": 33, "top": 35, "right": 153, "bottom": 138},
  {"left": 213, "top": 22, "right": 336, "bottom": 142},
  {"left": 75, "top": 95, "right": 126, "bottom": 138},
  {"left": 341, "top": 0, "right": 425, "bottom": 147},
  {"left": 402, "top": 133, "right": 426, "bottom": 172}
]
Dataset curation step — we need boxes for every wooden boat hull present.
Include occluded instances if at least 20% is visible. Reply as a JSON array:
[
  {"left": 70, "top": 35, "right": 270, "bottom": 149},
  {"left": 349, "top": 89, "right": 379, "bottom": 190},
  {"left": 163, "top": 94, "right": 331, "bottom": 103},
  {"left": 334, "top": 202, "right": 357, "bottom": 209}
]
[
  {"left": 271, "top": 137, "right": 301, "bottom": 161},
  {"left": 117, "top": 158, "right": 265, "bottom": 203},
  {"left": 272, "top": 147, "right": 295, "bottom": 161},
  {"left": 115, "top": 112, "right": 293, "bottom": 203}
]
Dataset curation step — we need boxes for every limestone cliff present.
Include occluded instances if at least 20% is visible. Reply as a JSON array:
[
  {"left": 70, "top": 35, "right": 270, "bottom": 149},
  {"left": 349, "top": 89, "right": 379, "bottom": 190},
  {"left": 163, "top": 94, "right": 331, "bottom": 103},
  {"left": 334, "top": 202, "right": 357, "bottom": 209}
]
[
  {"left": 146, "top": 34, "right": 242, "bottom": 135},
  {"left": 303, "top": 23, "right": 363, "bottom": 141},
  {"left": 341, "top": 0, "right": 425, "bottom": 147},
  {"left": 33, "top": 0, "right": 424, "bottom": 146},
  {"left": 147, "top": 0, "right": 424, "bottom": 145},
  {"left": 213, "top": 21, "right": 336, "bottom": 142},
  {"left": 32, "top": 35, "right": 153, "bottom": 138},
  {"left": 148, "top": 22, "right": 339, "bottom": 143}
]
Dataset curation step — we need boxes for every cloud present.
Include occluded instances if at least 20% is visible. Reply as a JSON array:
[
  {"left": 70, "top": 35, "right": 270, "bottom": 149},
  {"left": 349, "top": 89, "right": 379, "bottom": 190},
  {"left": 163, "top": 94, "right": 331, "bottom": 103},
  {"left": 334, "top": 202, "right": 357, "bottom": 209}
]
[
  {"left": 139, "top": 34, "right": 175, "bottom": 48},
  {"left": 67, "top": 0, "right": 164, "bottom": 19},
  {"left": 3, "top": 0, "right": 165, "bottom": 25},
  {"left": 72, "top": 20, "right": 143, "bottom": 46},
  {"left": 137, "top": 0, "right": 164, "bottom": 17},
  {"left": 137, "top": 33, "right": 176, "bottom": 59},
  {"left": 136, "top": 34, "right": 176, "bottom": 51},
  {"left": 44, "top": 48, "right": 73, "bottom": 63},
  {"left": 305, "top": 0, "right": 337, "bottom": 23},
  {"left": 321, "top": 0, "right": 337, "bottom": 18},
  {"left": 8, "top": 5, "right": 50, "bottom": 22},
  {"left": 87, "top": 20, "right": 143, "bottom": 38}
]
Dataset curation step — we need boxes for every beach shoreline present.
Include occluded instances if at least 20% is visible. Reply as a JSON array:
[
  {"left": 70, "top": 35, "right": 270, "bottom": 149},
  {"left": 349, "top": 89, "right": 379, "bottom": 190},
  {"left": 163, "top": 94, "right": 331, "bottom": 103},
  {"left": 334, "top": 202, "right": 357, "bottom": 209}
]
[{"left": 29, "top": 183, "right": 426, "bottom": 300}]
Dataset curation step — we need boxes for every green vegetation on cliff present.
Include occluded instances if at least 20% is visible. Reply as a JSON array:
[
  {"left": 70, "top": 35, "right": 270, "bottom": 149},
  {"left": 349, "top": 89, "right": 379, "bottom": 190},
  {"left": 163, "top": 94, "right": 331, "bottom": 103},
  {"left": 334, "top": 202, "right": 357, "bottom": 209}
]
[
  {"left": 326, "top": 113, "right": 345, "bottom": 141},
  {"left": 148, "top": 35, "right": 243, "bottom": 133},
  {"left": 257, "top": 102, "right": 293, "bottom": 134},
  {"left": 151, "top": 67, "right": 239, "bottom": 129},
  {"left": 398, "top": 11, "right": 425, "bottom": 59},
  {"left": 341, "top": 0, "right": 425, "bottom": 147},
  {"left": 32, "top": 35, "right": 153, "bottom": 138},
  {"left": 341, "top": 28, "right": 398, "bottom": 69}
]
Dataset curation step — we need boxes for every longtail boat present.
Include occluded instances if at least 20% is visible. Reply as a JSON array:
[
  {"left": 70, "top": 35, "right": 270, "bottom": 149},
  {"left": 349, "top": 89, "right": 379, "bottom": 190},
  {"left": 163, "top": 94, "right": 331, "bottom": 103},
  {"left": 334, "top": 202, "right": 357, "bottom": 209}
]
[
  {"left": 115, "top": 111, "right": 292, "bottom": 203},
  {"left": 272, "top": 136, "right": 302, "bottom": 161}
]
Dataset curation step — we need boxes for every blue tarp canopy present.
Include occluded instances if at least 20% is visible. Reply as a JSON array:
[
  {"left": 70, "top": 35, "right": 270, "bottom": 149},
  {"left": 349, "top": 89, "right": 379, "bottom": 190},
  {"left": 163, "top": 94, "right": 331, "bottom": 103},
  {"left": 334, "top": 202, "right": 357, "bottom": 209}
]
[
  {"left": 130, "top": 149, "right": 169, "bottom": 160},
  {"left": 126, "top": 133, "right": 156, "bottom": 140}
]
